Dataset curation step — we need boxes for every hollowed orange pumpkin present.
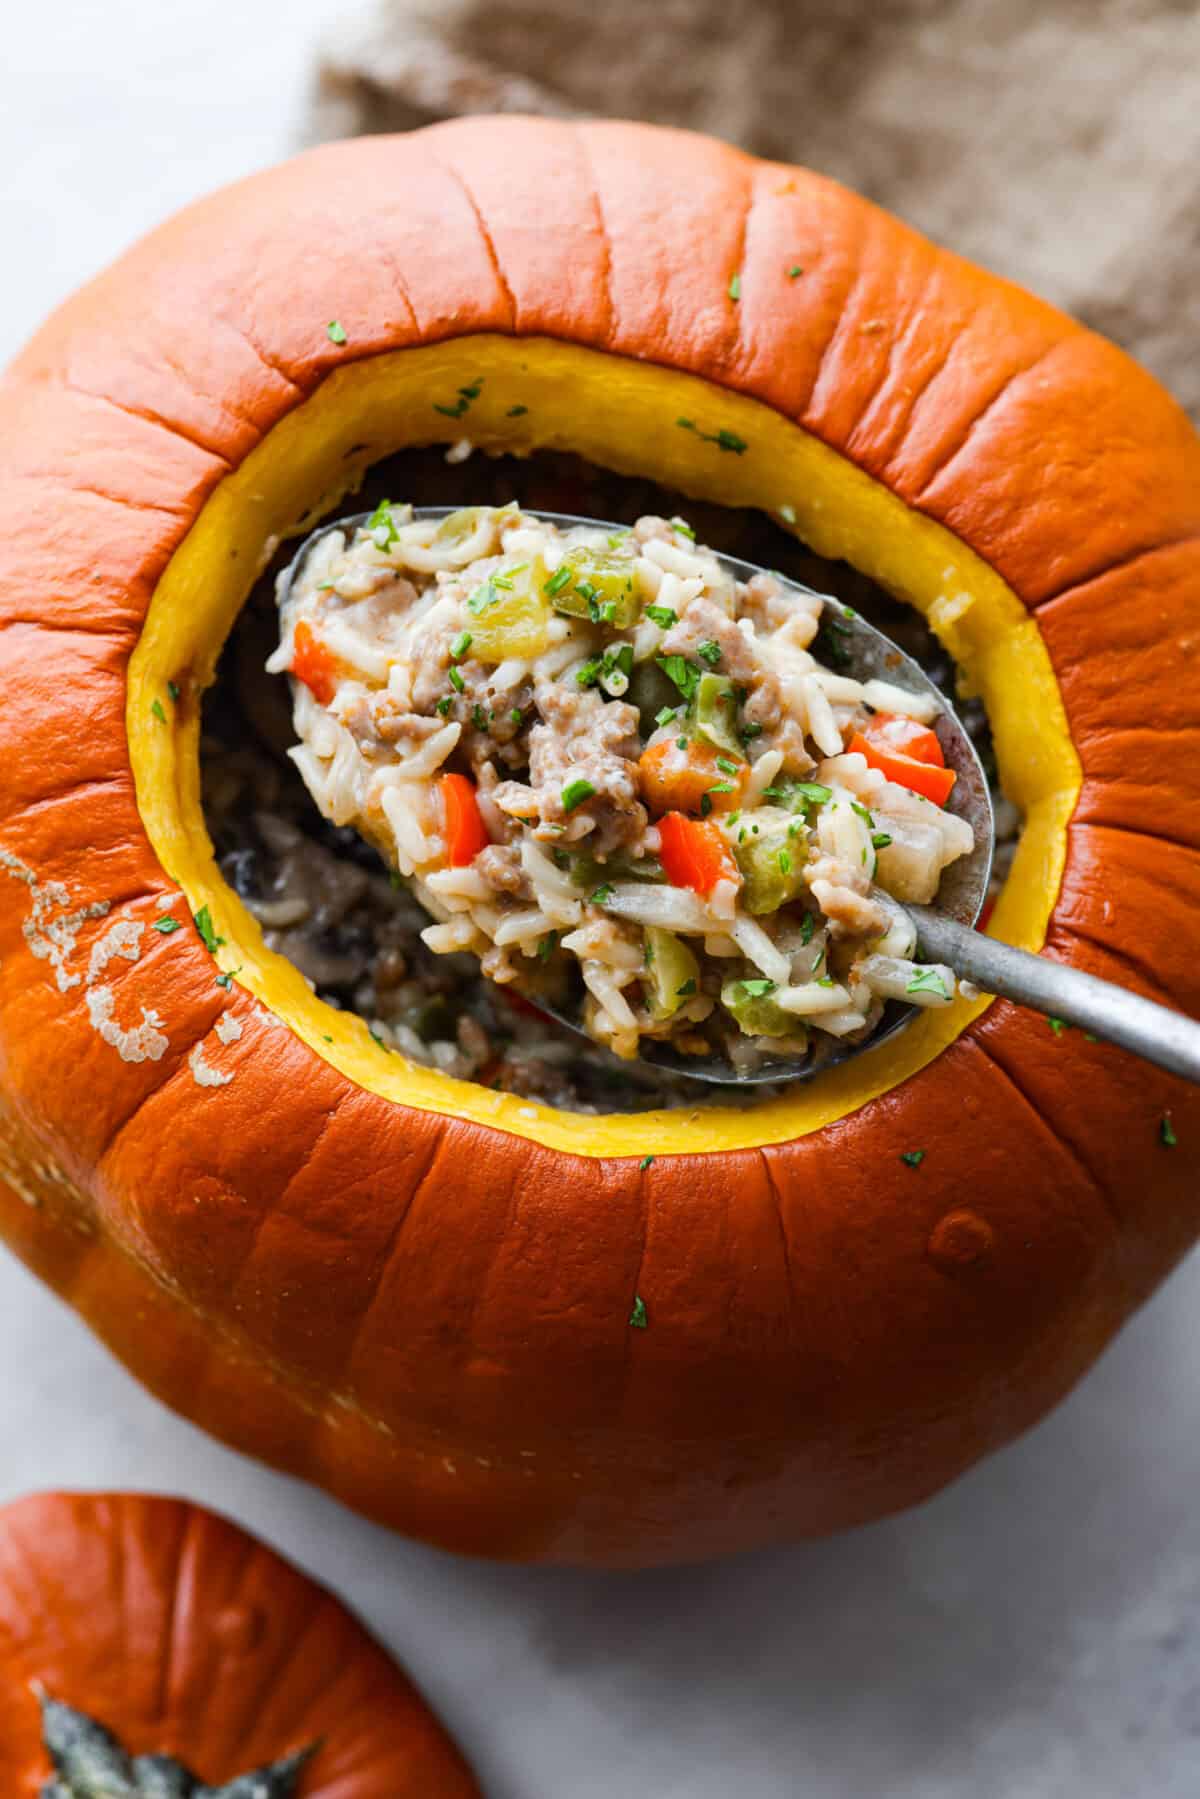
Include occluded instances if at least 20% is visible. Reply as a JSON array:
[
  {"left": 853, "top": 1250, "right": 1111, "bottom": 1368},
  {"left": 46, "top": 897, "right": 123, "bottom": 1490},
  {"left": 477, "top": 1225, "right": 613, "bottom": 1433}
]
[
  {"left": 0, "top": 1490, "right": 479, "bottom": 1794},
  {"left": 0, "top": 118, "right": 1196, "bottom": 1566}
]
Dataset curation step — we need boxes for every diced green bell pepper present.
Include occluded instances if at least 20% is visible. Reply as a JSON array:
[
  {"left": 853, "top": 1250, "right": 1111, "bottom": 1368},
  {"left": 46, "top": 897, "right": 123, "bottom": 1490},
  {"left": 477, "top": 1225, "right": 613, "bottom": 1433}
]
[
  {"left": 721, "top": 977, "right": 804, "bottom": 1039},
  {"left": 733, "top": 823, "right": 809, "bottom": 915},
  {"left": 545, "top": 544, "right": 641, "bottom": 627},
  {"left": 643, "top": 926, "right": 701, "bottom": 1020},
  {"left": 693, "top": 673, "right": 744, "bottom": 758}
]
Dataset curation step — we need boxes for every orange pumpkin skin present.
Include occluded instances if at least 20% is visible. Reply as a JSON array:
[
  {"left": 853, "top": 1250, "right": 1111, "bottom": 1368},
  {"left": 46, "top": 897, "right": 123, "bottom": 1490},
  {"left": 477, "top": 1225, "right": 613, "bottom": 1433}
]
[
  {"left": 0, "top": 1491, "right": 479, "bottom": 1796},
  {"left": 0, "top": 118, "right": 1197, "bottom": 1566}
]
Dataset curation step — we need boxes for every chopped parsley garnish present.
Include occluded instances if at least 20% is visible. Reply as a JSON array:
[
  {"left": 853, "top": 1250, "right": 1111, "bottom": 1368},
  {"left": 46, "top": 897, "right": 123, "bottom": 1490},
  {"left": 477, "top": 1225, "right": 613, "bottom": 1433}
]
[
  {"left": 215, "top": 967, "right": 241, "bottom": 990},
  {"left": 639, "top": 1154, "right": 655, "bottom": 1171},
  {"left": 449, "top": 630, "right": 473, "bottom": 661},
  {"left": 671, "top": 518, "right": 696, "bottom": 540},
  {"left": 537, "top": 932, "right": 558, "bottom": 961},
  {"left": 850, "top": 801, "right": 874, "bottom": 825},
  {"left": 740, "top": 720, "right": 764, "bottom": 743},
  {"left": 506, "top": 403, "right": 529, "bottom": 417},
  {"left": 817, "top": 977, "right": 835, "bottom": 988},
  {"left": 655, "top": 706, "right": 679, "bottom": 728},
  {"left": 152, "top": 915, "right": 180, "bottom": 934},
  {"left": 448, "top": 666, "right": 466, "bottom": 694},
  {"left": 467, "top": 578, "right": 501, "bottom": 616},
  {"left": 1161, "top": 1114, "right": 1178, "bottom": 1148},
  {"left": 629, "top": 1294, "right": 648, "bottom": 1329},
  {"left": 193, "top": 905, "right": 224, "bottom": 955},
  {"left": 675, "top": 418, "right": 749, "bottom": 455},
  {"left": 645, "top": 604, "right": 678, "bottom": 629},
  {"left": 675, "top": 736, "right": 689, "bottom": 752},
  {"left": 696, "top": 639, "right": 723, "bottom": 668},
  {"left": 699, "top": 793, "right": 713, "bottom": 817},
  {"left": 656, "top": 654, "right": 701, "bottom": 702},
  {"left": 166, "top": 680, "right": 180, "bottom": 703},
  {"left": 676, "top": 978, "right": 697, "bottom": 997},
  {"left": 511, "top": 707, "right": 524, "bottom": 726},
  {"left": 741, "top": 979, "right": 776, "bottom": 998},
  {"left": 728, "top": 272, "right": 742, "bottom": 301},
  {"left": 787, "top": 264, "right": 803, "bottom": 278},
  {"left": 368, "top": 498, "right": 399, "bottom": 549},
  {"left": 368, "top": 1026, "right": 392, "bottom": 1053},
  {"left": 561, "top": 777, "right": 596, "bottom": 811},
  {"left": 900, "top": 1149, "right": 926, "bottom": 1169},
  {"left": 800, "top": 913, "right": 816, "bottom": 945},
  {"left": 326, "top": 319, "right": 348, "bottom": 345},
  {"left": 150, "top": 698, "right": 166, "bottom": 724},
  {"left": 1047, "top": 1016, "right": 1070, "bottom": 1037},
  {"left": 435, "top": 696, "right": 453, "bottom": 716},
  {"left": 715, "top": 756, "right": 739, "bottom": 776},
  {"left": 871, "top": 832, "right": 893, "bottom": 850},
  {"left": 543, "top": 565, "right": 573, "bottom": 597},
  {"left": 907, "top": 968, "right": 950, "bottom": 1000},
  {"left": 589, "top": 884, "right": 615, "bottom": 906},
  {"left": 778, "top": 849, "right": 792, "bottom": 874},
  {"left": 472, "top": 704, "right": 488, "bottom": 730}
]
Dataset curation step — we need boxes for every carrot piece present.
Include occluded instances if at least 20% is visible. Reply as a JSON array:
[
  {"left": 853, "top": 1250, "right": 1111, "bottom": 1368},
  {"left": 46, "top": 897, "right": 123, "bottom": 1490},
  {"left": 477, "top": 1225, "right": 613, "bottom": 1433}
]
[
  {"left": 848, "top": 730, "right": 957, "bottom": 805},
  {"left": 290, "top": 619, "right": 337, "bottom": 705},
  {"left": 637, "top": 736, "right": 745, "bottom": 817},
  {"left": 657, "top": 812, "right": 738, "bottom": 896},
  {"left": 440, "top": 772, "right": 491, "bottom": 866}
]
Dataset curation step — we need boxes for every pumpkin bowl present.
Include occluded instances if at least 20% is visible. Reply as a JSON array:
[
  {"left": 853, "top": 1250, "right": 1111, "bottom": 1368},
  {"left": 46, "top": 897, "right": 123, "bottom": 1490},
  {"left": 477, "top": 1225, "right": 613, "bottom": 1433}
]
[
  {"left": 0, "top": 1490, "right": 479, "bottom": 1795},
  {"left": 0, "top": 117, "right": 1197, "bottom": 1566}
]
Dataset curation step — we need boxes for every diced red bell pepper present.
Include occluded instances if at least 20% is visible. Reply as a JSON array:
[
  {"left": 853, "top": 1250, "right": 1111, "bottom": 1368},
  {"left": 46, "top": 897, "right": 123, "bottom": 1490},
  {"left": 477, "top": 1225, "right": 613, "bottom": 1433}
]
[
  {"left": 849, "top": 713, "right": 957, "bottom": 806},
  {"left": 657, "top": 811, "right": 738, "bottom": 897},
  {"left": 440, "top": 772, "right": 491, "bottom": 867},
  {"left": 290, "top": 619, "right": 337, "bottom": 705}
]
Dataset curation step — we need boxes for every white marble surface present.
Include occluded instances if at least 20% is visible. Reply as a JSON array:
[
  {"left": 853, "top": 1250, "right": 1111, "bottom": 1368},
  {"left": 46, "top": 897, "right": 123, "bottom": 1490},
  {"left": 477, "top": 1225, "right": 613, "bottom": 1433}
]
[{"left": 3, "top": 5, "right": 1200, "bottom": 1794}]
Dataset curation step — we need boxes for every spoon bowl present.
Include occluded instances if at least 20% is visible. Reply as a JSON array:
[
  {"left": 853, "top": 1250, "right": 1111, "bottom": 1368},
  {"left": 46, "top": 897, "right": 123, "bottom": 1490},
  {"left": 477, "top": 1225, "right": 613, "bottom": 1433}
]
[{"left": 279, "top": 506, "right": 996, "bottom": 1087}]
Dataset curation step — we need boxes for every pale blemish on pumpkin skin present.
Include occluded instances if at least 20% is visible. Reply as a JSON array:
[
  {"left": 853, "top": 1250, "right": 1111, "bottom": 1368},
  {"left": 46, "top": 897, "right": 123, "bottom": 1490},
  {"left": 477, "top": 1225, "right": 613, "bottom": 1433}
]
[
  {"left": 188, "top": 1010, "right": 242, "bottom": 1086},
  {"left": 0, "top": 848, "right": 109, "bottom": 992},
  {"left": 83, "top": 918, "right": 169, "bottom": 1065}
]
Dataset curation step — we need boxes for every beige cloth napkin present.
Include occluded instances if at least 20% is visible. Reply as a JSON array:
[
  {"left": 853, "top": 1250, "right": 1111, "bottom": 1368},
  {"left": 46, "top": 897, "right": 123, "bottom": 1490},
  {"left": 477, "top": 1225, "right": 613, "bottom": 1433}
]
[{"left": 308, "top": 0, "right": 1200, "bottom": 422}]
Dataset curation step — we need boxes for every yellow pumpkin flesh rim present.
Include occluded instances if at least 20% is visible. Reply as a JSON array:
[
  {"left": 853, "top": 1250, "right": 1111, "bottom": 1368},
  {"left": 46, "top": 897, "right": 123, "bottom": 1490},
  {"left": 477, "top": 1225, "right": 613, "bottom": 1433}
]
[{"left": 127, "top": 336, "right": 1080, "bottom": 1158}]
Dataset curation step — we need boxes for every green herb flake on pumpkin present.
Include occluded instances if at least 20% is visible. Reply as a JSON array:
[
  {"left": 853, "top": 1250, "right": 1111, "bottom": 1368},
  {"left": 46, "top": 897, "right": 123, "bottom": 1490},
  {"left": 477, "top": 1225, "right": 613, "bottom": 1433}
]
[
  {"left": 326, "top": 319, "right": 348, "bottom": 344},
  {"left": 368, "top": 1026, "right": 391, "bottom": 1053},
  {"left": 152, "top": 915, "right": 180, "bottom": 934},
  {"left": 728, "top": 272, "right": 742, "bottom": 301},
  {"left": 676, "top": 417, "right": 749, "bottom": 455},
  {"left": 506, "top": 403, "right": 529, "bottom": 416},
  {"left": 150, "top": 698, "right": 166, "bottom": 723},
  {"left": 543, "top": 565, "right": 573, "bottom": 597},
  {"left": 900, "top": 1149, "right": 926, "bottom": 1168},
  {"left": 629, "top": 1294, "right": 648, "bottom": 1329},
  {"left": 1161, "top": 1114, "right": 1178, "bottom": 1148},
  {"left": 639, "top": 1154, "right": 655, "bottom": 1171},
  {"left": 1047, "top": 1015, "right": 1070, "bottom": 1037},
  {"left": 193, "top": 905, "right": 224, "bottom": 955},
  {"left": 787, "top": 263, "right": 804, "bottom": 278},
  {"left": 166, "top": 679, "right": 180, "bottom": 703},
  {"left": 215, "top": 967, "right": 242, "bottom": 990}
]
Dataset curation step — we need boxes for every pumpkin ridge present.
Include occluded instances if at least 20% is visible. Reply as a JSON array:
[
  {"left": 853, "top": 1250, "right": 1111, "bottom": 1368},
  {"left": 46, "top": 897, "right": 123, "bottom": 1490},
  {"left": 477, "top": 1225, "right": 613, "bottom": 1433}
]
[
  {"left": 337, "top": 1127, "right": 448, "bottom": 1384},
  {"left": 0, "top": 772, "right": 134, "bottom": 830},
  {"left": 568, "top": 123, "right": 619, "bottom": 348},
  {"left": 1036, "top": 529, "right": 1200, "bottom": 612},
  {"left": 1072, "top": 812, "right": 1200, "bottom": 863},
  {"left": 427, "top": 148, "right": 519, "bottom": 331},
  {"left": 1056, "top": 911, "right": 1192, "bottom": 1012},
  {"left": 971, "top": 1034, "right": 1129, "bottom": 1246},
  {"left": 913, "top": 337, "right": 1072, "bottom": 504},
  {"left": 756, "top": 1146, "right": 797, "bottom": 1321},
  {"left": 47, "top": 376, "right": 236, "bottom": 472},
  {"left": 843, "top": 252, "right": 942, "bottom": 460}
]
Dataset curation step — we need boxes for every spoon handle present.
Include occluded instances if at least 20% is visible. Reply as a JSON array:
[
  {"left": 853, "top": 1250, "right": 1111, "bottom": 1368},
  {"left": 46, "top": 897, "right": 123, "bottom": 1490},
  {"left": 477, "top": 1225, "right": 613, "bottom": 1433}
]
[{"left": 909, "top": 907, "right": 1200, "bottom": 1085}]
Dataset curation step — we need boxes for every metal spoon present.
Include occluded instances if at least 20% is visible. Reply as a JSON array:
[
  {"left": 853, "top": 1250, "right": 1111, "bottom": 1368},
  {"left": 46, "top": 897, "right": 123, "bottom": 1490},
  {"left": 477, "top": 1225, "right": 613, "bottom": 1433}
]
[{"left": 278, "top": 507, "right": 1200, "bottom": 1088}]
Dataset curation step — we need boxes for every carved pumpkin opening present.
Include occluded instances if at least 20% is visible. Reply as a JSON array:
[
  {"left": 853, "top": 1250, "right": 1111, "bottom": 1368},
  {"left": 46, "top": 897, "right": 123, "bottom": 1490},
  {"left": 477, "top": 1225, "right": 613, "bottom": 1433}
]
[{"left": 199, "top": 443, "right": 1014, "bottom": 1114}]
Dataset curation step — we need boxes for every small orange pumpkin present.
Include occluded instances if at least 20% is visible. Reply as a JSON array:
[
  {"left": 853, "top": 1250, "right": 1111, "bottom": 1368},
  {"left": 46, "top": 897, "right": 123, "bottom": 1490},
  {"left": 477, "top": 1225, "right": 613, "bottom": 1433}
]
[
  {"left": 0, "top": 1490, "right": 479, "bottom": 1795},
  {"left": 0, "top": 118, "right": 1197, "bottom": 1565}
]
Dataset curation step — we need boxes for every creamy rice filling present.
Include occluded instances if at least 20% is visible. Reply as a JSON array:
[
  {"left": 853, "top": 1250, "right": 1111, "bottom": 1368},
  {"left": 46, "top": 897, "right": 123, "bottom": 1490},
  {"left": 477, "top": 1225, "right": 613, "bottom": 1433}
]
[{"left": 269, "top": 504, "right": 975, "bottom": 1070}]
